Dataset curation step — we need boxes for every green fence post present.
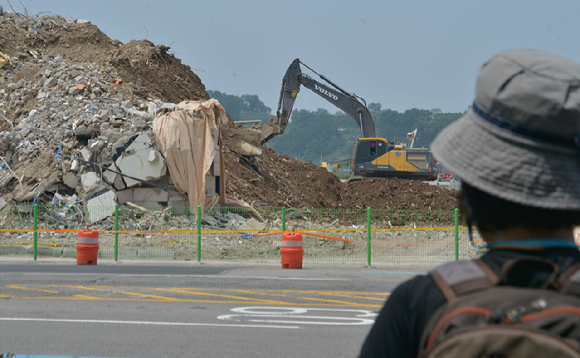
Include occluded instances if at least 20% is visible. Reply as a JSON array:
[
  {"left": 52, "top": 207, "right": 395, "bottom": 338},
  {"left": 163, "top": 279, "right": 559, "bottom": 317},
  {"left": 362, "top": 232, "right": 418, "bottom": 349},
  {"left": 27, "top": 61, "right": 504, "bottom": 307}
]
[
  {"left": 33, "top": 204, "right": 38, "bottom": 261},
  {"left": 197, "top": 205, "right": 202, "bottom": 262},
  {"left": 114, "top": 204, "right": 119, "bottom": 261},
  {"left": 282, "top": 207, "right": 286, "bottom": 232},
  {"left": 454, "top": 208, "right": 459, "bottom": 261},
  {"left": 367, "top": 207, "right": 371, "bottom": 266}
]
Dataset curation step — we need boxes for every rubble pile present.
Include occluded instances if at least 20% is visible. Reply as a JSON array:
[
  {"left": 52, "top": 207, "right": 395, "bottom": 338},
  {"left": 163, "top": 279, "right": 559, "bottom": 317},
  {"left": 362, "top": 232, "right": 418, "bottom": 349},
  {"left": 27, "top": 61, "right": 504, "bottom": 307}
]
[{"left": 0, "top": 10, "right": 458, "bottom": 228}]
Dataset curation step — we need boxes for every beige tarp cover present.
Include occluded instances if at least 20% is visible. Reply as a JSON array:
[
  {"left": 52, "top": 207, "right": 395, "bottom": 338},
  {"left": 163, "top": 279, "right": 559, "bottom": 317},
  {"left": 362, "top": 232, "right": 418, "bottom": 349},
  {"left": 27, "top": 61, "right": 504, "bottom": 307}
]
[{"left": 152, "top": 100, "right": 227, "bottom": 213}]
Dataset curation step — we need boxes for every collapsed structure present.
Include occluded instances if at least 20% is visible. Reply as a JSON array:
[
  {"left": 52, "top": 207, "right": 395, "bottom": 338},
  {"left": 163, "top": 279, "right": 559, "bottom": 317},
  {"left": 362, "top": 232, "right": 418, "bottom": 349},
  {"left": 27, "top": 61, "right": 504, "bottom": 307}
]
[{"left": 0, "top": 11, "right": 459, "bottom": 226}]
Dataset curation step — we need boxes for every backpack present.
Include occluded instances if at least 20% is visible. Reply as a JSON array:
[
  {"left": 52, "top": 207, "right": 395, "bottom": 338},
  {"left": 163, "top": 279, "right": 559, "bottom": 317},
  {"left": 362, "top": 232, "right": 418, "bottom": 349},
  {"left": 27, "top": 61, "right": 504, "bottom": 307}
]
[{"left": 418, "top": 257, "right": 580, "bottom": 358}]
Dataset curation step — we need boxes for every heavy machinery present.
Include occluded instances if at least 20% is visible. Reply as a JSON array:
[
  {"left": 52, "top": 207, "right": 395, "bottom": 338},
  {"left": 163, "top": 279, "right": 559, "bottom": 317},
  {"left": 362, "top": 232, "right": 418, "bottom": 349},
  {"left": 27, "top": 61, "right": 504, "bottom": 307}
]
[{"left": 270, "top": 58, "right": 438, "bottom": 180}]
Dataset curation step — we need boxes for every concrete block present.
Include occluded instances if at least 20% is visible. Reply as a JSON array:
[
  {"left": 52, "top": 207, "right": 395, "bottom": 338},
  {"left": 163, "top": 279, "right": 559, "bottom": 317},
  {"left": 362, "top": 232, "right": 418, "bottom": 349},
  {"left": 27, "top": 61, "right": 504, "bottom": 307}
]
[
  {"left": 115, "top": 134, "right": 166, "bottom": 187},
  {"left": 237, "top": 140, "right": 262, "bottom": 156},
  {"left": 116, "top": 189, "right": 133, "bottom": 205},
  {"left": 80, "top": 148, "right": 91, "bottom": 161},
  {"left": 63, "top": 173, "right": 78, "bottom": 189},
  {"left": 227, "top": 127, "right": 261, "bottom": 143},
  {"left": 238, "top": 218, "right": 266, "bottom": 232},
  {"left": 81, "top": 172, "right": 100, "bottom": 193},
  {"left": 87, "top": 189, "right": 116, "bottom": 224},
  {"left": 133, "top": 188, "right": 168, "bottom": 202},
  {"left": 132, "top": 202, "right": 162, "bottom": 209},
  {"left": 44, "top": 78, "right": 58, "bottom": 87},
  {"left": 103, "top": 163, "right": 118, "bottom": 184}
]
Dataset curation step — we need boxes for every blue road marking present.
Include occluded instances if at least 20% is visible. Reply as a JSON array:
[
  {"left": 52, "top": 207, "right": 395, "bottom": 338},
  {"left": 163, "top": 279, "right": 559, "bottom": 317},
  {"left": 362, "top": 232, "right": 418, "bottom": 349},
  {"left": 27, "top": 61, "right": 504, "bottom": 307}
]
[{"left": 11, "top": 356, "right": 126, "bottom": 358}]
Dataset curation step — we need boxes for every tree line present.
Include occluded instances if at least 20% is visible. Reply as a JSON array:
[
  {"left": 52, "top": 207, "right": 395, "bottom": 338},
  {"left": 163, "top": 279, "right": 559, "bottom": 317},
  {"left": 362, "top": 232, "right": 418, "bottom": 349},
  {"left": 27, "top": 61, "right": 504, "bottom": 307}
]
[{"left": 209, "top": 90, "right": 465, "bottom": 164}]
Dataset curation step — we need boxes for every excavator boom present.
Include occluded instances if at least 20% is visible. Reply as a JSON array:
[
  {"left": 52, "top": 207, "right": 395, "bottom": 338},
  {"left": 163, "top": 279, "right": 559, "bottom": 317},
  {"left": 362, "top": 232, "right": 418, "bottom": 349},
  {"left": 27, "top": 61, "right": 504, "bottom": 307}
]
[{"left": 273, "top": 59, "right": 376, "bottom": 141}]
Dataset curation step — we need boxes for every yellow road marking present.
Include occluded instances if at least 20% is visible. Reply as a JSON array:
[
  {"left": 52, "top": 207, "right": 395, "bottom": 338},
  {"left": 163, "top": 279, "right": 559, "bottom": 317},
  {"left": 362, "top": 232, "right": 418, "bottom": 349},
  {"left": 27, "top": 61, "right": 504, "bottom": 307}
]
[
  {"left": 154, "top": 288, "right": 289, "bottom": 305},
  {"left": 294, "top": 296, "right": 373, "bottom": 306},
  {"left": 0, "top": 284, "right": 389, "bottom": 307}
]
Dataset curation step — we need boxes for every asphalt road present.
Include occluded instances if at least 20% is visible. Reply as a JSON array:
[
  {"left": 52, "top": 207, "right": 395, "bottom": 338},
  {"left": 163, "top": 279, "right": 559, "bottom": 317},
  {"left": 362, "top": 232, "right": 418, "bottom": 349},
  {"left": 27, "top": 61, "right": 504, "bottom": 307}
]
[{"left": 0, "top": 258, "right": 433, "bottom": 358}]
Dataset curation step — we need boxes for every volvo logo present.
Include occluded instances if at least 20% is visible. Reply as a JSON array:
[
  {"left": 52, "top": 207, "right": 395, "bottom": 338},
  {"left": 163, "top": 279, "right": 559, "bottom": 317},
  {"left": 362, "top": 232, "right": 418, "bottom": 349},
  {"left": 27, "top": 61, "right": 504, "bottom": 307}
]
[{"left": 314, "top": 84, "right": 339, "bottom": 101}]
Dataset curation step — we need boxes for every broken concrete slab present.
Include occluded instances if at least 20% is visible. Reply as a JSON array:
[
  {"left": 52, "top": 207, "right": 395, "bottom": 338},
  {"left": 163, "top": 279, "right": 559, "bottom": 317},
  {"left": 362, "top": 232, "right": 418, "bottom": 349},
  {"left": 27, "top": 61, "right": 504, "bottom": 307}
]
[
  {"left": 116, "top": 189, "right": 133, "bottom": 205},
  {"left": 102, "top": 164, "right": 117, "bottom": 185},
  {"left": 80, "top": 148, "right": 91, "bottom": 161},
  {"left": 80, "top": 172, "right": 100, "bottom": 193},
  {"left": 14, "top": 172, "right": 60, "bottom": 202},
  {"left": 115, "top": 133, "right": 166, "bottom": 187},
  {"left": 238, "top": 218, "right": 266, "bottom": 232},
  {"left": 132, "top": 201, "right": 162, "bottom": 209},
  {"left": 227, "top": 127, "right": 262, "bottom": 143},
  {"left": 237, "top": 140, "right": 262, "bottom": 156},
  {"left": 86, "top": 189, "right": 116, "bottom": 224},
  {"left": 63, "top": 173, "right": 78, "bottom": 189},
  {"left": 133, "top": 188, "right": 168, "bottom": 202}
]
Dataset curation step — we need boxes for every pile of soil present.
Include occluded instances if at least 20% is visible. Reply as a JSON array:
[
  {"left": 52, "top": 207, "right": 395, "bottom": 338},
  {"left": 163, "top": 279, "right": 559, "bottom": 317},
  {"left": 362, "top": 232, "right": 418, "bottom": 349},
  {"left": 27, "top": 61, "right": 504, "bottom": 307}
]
[
  {"left": 0, "top": 12, "right": 457, "bottom": 211},
  {"left": 0, "top": 16, "right": 208, "bottom": 104}
]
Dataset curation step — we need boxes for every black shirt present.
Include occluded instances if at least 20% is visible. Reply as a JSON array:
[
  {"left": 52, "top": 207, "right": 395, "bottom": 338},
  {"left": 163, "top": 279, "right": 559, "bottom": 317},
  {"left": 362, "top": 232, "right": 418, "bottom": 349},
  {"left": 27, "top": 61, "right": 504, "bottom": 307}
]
[{"left": 358, "top": 248, "right": 580, "bottom": 358}]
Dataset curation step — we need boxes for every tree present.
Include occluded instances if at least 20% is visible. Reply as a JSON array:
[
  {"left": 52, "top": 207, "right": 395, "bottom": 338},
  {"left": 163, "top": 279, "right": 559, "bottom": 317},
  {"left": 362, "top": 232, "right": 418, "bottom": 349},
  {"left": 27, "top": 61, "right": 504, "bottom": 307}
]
[{"left": 368, "top": 102, "right": 383, "bottom": 115}]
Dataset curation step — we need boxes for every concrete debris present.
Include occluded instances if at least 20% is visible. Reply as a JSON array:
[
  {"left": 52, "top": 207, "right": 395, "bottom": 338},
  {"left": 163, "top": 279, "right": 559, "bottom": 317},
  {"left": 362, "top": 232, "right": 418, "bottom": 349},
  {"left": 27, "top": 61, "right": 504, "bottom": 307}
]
[
  {"left": 114, "top": 134, "right": 166, "bottom": 187},
  {"left": 86, "top": 189, "right": 116, "bottom": 224},
  {"left": 80, "top": 172, "right": 100, "bottom": 194},
  {"left": 0, "top": 21, "right": 183, "bottom": 221},
  {"left": 237, "top": 140, "right": 262, "bottom": 157},
  {"left": 63, "top": 173, "right": 78, "bottom": 189},
  {"left": 238, "top": 218, "right": 266, "bottom": 232}
]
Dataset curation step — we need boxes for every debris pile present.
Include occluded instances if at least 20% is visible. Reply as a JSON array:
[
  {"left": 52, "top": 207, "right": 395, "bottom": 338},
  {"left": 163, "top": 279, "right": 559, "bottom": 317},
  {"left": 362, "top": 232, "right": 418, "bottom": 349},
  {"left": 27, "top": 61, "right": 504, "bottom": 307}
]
[{"left": 0, "top": 10, "right": 459, "bottom": 228}]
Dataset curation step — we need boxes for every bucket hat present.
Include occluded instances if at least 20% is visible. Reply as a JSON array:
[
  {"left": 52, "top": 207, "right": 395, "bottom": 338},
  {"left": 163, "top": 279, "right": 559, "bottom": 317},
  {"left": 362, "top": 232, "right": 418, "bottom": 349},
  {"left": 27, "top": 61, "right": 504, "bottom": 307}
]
[{"left": 431, "top": 48, "right": 580, "bottom": 210}]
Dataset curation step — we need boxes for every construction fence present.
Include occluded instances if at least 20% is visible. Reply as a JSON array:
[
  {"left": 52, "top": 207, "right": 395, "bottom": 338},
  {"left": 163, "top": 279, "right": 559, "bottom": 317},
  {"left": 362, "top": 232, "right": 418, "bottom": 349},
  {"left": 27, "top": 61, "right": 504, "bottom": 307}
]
[{"left": 0, "top": 204, "right": 487, "bottom": 264}]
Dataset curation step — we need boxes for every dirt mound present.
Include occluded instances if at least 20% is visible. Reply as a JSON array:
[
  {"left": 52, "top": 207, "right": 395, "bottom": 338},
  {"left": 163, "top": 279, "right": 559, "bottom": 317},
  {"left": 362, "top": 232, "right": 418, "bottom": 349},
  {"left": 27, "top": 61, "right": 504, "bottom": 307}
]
[
  {"left": 221, "top": 122, "right": 458, "bottom": 210},
  {"left": 340, "top": 178, "right": 458, "bottom": 210},
  {"left": 0, "top": 15, "right": 207, "bottom": 104},
  {"left": 109, "top": 40, "right": 209, "bottom": 103}
]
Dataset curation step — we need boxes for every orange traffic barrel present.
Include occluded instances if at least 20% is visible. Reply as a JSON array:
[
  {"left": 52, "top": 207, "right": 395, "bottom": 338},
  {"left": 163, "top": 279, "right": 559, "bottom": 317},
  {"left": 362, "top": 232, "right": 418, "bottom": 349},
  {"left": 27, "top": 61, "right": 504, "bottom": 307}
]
[
  {"left": 77, "top": 225, "right": 99, "bottom": 265},
  {"left": 281, "top": 230, "right": 303, "bottom": 269}
]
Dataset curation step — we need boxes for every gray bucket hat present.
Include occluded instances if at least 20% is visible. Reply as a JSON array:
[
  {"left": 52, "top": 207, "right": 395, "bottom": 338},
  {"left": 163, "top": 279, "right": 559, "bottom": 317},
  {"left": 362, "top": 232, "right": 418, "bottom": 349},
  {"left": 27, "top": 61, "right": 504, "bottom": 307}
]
[{"left": 431, "top": 48, "right": 580, "bottom": 210}]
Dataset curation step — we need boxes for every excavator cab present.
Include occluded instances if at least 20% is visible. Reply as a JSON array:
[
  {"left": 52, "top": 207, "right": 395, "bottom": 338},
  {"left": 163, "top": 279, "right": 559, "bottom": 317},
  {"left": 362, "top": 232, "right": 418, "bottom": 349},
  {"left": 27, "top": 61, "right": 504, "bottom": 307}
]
[{"left": 353, "top": 138, "right": 438, "bottom": 180}]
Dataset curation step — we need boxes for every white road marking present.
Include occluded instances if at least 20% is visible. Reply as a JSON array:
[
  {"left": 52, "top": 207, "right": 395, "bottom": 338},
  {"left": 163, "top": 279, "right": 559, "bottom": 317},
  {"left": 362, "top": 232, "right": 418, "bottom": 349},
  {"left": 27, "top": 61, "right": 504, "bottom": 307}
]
[
  {"left": 218, "top": 306, "right": 377, "bottom": 326},
  {"left": 0, "top": 317, "right": 299, "bottom": 329}
]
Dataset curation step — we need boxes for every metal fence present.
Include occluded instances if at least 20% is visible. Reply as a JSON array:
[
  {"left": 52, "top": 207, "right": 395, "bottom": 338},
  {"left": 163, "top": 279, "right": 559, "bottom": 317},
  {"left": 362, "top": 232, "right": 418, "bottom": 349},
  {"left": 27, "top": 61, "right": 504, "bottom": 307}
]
[{"left": 0, "top": 204, "right": 486, "bottom": 263}]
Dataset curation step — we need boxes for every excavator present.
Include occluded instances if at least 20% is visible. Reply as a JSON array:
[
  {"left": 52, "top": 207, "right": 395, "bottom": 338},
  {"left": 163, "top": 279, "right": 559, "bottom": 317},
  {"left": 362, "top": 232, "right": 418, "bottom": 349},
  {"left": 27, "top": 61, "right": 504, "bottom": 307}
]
[{"left": 261, "top": 58, "right": 438, "bottom": 180}]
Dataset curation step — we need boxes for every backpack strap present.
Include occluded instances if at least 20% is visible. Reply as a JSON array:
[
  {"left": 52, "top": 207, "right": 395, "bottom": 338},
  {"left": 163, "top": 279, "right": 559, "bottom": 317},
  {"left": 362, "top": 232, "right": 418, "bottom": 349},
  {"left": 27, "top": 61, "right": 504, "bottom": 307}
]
[
  {"left": 498, "top": 256, "right": 560, "bottom": 290},
  {"left": 430, "top": 259, "right": 499, "bottom": 301},
  {"left": 558, "top": 262, "right": 580, "bottom": 296}
]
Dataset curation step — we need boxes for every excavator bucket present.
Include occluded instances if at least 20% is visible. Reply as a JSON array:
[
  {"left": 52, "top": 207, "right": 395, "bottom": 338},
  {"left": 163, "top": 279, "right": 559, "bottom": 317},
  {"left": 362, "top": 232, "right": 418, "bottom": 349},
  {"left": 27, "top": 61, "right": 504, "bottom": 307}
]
[{"left": 260, "top": 59, "right": 302, "bottom": 144}]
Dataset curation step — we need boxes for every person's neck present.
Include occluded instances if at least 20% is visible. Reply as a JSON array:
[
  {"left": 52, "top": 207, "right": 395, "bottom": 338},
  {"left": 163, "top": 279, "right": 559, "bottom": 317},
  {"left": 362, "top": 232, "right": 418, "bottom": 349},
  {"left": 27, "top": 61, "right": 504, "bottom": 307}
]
[{"left": 482, "top": 227, "right": 575, "bottom": 243}]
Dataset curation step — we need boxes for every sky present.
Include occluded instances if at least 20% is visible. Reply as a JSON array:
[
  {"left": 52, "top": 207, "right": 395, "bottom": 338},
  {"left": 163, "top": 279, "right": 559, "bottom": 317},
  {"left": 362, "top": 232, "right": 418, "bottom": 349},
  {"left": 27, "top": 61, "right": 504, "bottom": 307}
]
[{"left": 7, "top": 0, "right": 580, "bottom": 114}]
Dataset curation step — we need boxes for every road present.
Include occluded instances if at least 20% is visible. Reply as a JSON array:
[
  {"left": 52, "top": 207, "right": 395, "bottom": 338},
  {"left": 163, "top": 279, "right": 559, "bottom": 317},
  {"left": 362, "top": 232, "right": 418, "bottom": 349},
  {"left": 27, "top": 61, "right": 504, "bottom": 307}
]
[{"left": 0, "top": 258, "right": 433, "bottom": 358}]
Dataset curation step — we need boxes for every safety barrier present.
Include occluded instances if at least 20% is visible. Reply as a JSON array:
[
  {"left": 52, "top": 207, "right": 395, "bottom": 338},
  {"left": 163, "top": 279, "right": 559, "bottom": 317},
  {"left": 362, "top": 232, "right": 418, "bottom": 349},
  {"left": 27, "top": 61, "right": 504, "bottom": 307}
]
[{"left": 0, "top": 204, "right": 486, "bottom": 264}]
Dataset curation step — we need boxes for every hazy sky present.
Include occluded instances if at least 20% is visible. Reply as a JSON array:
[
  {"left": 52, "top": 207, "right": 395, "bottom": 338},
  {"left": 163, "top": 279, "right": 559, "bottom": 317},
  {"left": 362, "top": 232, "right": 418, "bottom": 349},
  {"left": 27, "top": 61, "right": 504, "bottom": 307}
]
[{"left": 8, "top": 0, "right": 580, "bottom": 114}]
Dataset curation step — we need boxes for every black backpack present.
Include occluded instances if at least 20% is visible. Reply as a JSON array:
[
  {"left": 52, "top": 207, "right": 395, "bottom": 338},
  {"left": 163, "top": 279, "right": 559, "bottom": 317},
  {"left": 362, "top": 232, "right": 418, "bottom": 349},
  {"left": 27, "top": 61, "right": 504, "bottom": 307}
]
[{"left": 418, "top": 257, "right": 580, "bottom": 358}]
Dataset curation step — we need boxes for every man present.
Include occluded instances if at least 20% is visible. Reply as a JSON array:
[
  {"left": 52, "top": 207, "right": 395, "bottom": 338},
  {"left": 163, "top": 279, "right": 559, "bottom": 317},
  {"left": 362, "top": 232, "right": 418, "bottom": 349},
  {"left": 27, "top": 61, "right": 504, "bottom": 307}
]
[{"left": 359, "top": 48, "right": 580, "bottom": 357}]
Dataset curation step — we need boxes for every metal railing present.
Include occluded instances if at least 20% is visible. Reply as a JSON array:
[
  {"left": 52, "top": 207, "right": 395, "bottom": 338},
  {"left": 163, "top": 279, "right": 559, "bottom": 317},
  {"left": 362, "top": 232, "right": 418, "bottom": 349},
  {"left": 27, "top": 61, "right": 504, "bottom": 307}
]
[{"left": 0, "top": 204, "right": 485, "bottom": 264}]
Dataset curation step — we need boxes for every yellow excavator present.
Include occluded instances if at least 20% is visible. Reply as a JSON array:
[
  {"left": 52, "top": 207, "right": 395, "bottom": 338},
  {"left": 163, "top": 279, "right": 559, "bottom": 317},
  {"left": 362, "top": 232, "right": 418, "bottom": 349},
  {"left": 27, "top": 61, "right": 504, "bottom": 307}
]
[{"left": 264, "top": 59, "right": 438, "bottom": 180}]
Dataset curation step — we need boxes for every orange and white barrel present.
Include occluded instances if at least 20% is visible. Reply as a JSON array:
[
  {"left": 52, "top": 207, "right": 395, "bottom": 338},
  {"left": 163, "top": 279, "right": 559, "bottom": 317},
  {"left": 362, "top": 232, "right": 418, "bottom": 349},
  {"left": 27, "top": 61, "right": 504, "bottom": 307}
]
[
  {"left": 77, "top": 226, "right": 99, "bottom": 265},
  {"left": 281, "top": 231, "right": 303, "bottom": 269}
]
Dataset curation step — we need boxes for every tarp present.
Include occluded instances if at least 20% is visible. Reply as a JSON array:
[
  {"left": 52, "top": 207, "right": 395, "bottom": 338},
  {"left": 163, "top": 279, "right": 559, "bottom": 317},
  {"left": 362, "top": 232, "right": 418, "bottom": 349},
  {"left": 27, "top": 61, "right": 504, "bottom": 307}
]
[{"left": 152, "top": 99, "right": 227, "bottom": 213}]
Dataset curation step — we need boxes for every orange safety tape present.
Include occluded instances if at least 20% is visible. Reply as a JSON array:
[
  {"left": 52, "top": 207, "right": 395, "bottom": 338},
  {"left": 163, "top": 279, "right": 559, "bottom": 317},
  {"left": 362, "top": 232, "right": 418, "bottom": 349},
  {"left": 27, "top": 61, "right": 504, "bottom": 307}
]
[
  {"left": 0, "top": 229, "right": 484, "bottom": 245},
  {"left": 297, "top": 231, "right": 355, "bottom": 242}
]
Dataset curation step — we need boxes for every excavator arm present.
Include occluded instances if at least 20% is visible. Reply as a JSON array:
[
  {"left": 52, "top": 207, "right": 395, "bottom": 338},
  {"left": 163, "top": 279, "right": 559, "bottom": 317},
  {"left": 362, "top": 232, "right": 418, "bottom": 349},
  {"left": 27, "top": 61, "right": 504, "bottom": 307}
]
[{"left": 265, "top": 59, "right": 376, "bottom": 143}]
